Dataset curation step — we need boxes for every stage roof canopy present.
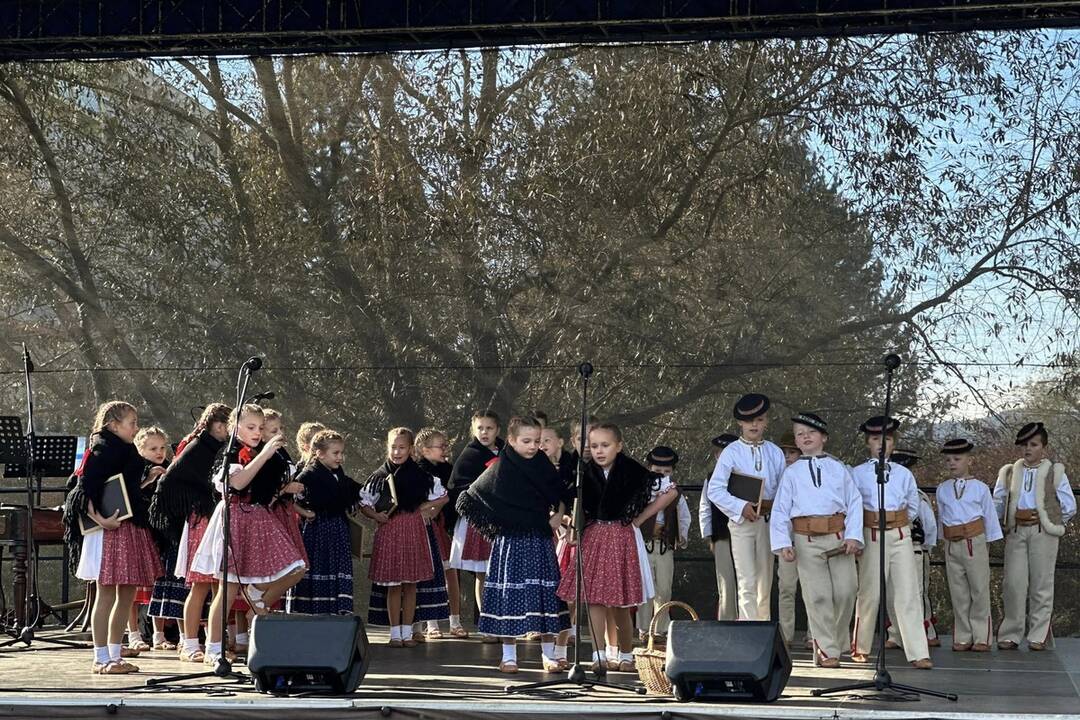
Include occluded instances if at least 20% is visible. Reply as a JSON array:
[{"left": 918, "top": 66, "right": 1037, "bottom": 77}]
[{"left": 1, "top": 1, "right": 1080, "bottom": 60}]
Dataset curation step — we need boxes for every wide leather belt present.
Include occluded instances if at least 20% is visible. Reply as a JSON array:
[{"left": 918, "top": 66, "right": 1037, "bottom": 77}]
[
  {"left": 863, "top": 509, "right": 909, "bottom": 530},
  {"left": 791, "top": 513, "right": 845, "bottom": 536},
  {"left": 943, "top": 518, "right": 985, "bottom": 540}
]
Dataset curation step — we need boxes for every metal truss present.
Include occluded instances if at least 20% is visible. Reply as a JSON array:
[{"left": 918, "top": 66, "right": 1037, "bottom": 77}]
[{"left": 1, "top": 1, "right": 1080, "bottom": 60}]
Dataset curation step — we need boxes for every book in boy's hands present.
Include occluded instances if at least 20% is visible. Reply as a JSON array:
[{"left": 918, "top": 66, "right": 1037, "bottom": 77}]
[
  {"left": 372, "top": 473, "right": 399, "bottom": 516},
  {"left": 79, "top": 473, "right": 133, "bottom": 535},
  {"left": 727, "top": 471, "right": 765, "bottom": 512}
]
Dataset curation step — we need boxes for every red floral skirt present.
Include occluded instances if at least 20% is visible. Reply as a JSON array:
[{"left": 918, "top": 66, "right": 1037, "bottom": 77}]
[
  {"left": 556, "top": 521, "right": 643, "bottom": 608},
  {"left": 185, "top": 515, "right": 217, "bottom": 585},
  {"left": 369, "top": 511, "right": 434, "bottom": 585},
  {"left": 433, "top": 514, "right": 452, "bottom": 563},
  {"left": 273, "top": 501, "right": 309, "bottom": 567},
  {"left": 99, "top": 522, "right": 164, "bottom": 587},
  {"left": 462, "top": 523, "right": 492, "bottom": 561}
]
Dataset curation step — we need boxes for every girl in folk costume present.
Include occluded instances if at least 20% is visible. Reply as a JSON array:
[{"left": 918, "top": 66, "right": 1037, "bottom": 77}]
[
  {"left": 448, "top": 411, "right": 503, "bottom": 640},
  {"left": 64, "top": 401, "right": 164, "bottom": 674},
  {"left": 457, "top": 416, "right": 572, "bottom": 674},
  {"left": 698, "top": 434, "right": 739, "bottom": 621},
  {"left": 262, "top": 409, "right": 309, "bottom": 570},
  {"left": 151, "top": 403, "right": 230, "bottom": 662},
  {"left": 288, "top": 430, "right": 360, "bottom": 615},
  {"left": 936, "top": 439, "right": 1003, "bottom": 652},
  {"left": 361, "top": 428, "right": 449, "bottom": 647},
  {"left": 769, "top": 413, "right": 862, "bottom": 668},
  {"left": 414, "top": 428, "right": 461, "bottom": 638},
  {"left": 189, "top": 404, "right": 307, "bottom": 666},
  {"left": 556, "top": 423, "right": 677, "bottom": 674},
  {"left": 130, "top": 427, "right": 175, "bottom": 652},
  {"left": 993, "top": 422, "right": 1075, "bottom": 650}
]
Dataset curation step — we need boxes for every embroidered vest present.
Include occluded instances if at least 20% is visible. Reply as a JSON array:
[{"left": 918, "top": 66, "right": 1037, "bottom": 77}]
[{"left": 998, "top": 459, "right": 1066, "bottom": 537}]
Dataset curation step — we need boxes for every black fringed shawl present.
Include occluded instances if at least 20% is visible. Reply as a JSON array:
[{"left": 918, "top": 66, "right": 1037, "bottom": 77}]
[
  {"left": 213, "top": 443, "right": 291, "bottom": 507},
  {"left": 62, "top": 429, "right": 148, "bottom": 574},
  {"left": 418, "top": 457, "right": 453, "bottom": 526},
  {"left": 296, "top": 461, "right": 361, "bottom": 517},
  {"left": 364, "top": 457, "right": 433, "bottom": 514},
  {"left": 446, "top": 438, "right": 500, "bottom": 528},
  {"left": 148, "top": 428, "right": 224, "bottom": 545},
  {"left": 456, "top": 444, "right": 564, "bottom": 540},
  {"left": 580, "top": 452, "right": 655, "bottom": 526}
]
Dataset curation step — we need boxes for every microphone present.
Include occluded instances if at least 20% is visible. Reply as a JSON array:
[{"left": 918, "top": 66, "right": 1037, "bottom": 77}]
[
  {"left": 883, "top": 354, "right": 902, "bottom": 370},
  {"left": 242, "top": 356, "right": 263, "bottom": 372},
  {"left": 22, "top": 344, "right": 33, "bottom": 374},
  {"left": 578, "top": 361, "right": 594, "bottom": 379},
  {"left": 249, "top": 391, "right": 275, "bottom": 403}
]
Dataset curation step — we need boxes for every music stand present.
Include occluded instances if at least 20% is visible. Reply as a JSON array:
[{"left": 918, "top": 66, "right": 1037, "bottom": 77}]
[{"left": 0, "top": 418, "right": 25, "bottom": 467}]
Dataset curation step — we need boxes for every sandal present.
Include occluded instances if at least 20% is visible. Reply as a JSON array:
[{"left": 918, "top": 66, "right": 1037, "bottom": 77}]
[
  {"left": 449, "top": 626, "right": 469, "bottom": 639},
  {"left": 426, "top": 628, "right": 444, "bottom": 640},
  {"left": 402, "top": 638, "right": 418, "bottom": 648},
  {"left": 128, "top": 639, "right": 151, "bottom": 652},
  {"left": 498, "top": 660, "right": 519, "bottom": 674},
  {"left": 153, "top": 640, "right": 178, "bottom": 651},
  {"left": 179, "top": 648, "right": 204, "bottom": 663},
  {"left": 411, "top": 632, "right": 426, "bottom": 644},
  {"left": 480, "top": 634, "right": 499, "bottom": 644},
  {"left": 388, "top": 639, "right": 403, "bottom": 648},
  {"left": 542, "top": 656, "right": 563, "bottom": 673},
  {"left": 93, "top": 661, "right": 132, "bottom": 675},
  {"left": 120, "top": 646, "right": 141, "bottom": 658},
  {"left": 617, "top": 659, "right": 634, "bottom": 673},
  {"left": 244, "top": 584, "right": 270, "bottom": 615},
  {"left": 850, "top": 653, "right": 871, "bottom": 663}
]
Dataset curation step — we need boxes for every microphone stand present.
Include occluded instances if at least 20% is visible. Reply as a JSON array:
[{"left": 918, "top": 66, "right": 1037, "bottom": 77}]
[
  {"left": 0, "top": 345, "right": 85, "bottom": 649},
  {"left": 507, "top": 361, "right": 643, "bottom": 696},
  {"left": 146, "top": 357, "right": 262, "bottom": 689},
  {"left": 813, "top": 354, "right": 956, "bottom": 702}
]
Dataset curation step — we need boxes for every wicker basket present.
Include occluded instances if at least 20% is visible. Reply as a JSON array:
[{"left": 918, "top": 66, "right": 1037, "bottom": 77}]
[{"left": 633, "top": 600, "right": 699, "bottom": 696}]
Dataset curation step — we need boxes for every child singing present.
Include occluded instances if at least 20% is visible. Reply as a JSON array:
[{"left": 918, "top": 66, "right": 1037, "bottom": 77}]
[
  {"left": 65, "top": 401, "right": 163, "bottom": 674},
  {"left": 189, "top": 404, "right": 307, "bottom": 666},
  {"left": 556, "top": 423, "right": 676, "bottom": 674},
  {"left": 288, "top": 429, "right": 360, "bottom": 615},
  {"left": 457, "top": 416, "right": 571, "bottom": 674},
  {"left": 361, "top": 428, "right": 448, "bottom": 647},
  {"left": 152, "top": 403, "right": 230, "bottom": 662},
  {"left": 938, "top": 439, "right": 1003, "bottom": 652},
  {"left": 769, "top": 413, "right": 862, "bottom": 668},
  {"left": 415, "top": 427, "right": 461, "bottom": 638},
  {"left": 133, "top": 426, "right": 176, "bottom": 652}
]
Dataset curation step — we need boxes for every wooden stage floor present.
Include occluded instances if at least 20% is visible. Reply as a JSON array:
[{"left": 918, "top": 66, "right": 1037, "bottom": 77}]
[{"left": 0, "top": 628, "right": 1077, "bottom": 719}]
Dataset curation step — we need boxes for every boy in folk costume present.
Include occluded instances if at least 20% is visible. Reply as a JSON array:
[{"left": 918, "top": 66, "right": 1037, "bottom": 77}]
[
  {"left": 775, "top": 431, "right": 805, "bottom": 647},
  {"left": 884, "top": 447, "right": 940, "bottom": 650},
  {"left": 936, "top": 439, "right": 1003, "bottom": 652},
  {"left": 850, "top": 416, "right": 933, "bottom": 669},
  {"left": 706, "top": 395, "right": 786, "bottom": 620},
  {"left": 994, "top": 422, "right": 1075, "bottom": 650},
  {"left": 636, "top": 446, "right": 691, "bottom": 640},
  {"left": 770, "top": 413, "right": 862, "bottom": 668},
  {"left": 699, "top": 434, "right": 738, "bottom": 620}
]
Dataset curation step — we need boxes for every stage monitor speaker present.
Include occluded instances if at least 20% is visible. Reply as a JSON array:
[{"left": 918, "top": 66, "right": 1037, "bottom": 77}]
[
  {"left": 665, "top": 620, "right": 791, "bottom": 703},
  {"left": 249, "top": 614, "right": 370, "bottom": 695}
]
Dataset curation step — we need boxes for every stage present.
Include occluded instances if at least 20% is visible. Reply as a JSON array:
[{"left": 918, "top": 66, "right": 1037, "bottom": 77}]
[{"left": 0, "top": 629, "right": 1077, "bottom": 719}]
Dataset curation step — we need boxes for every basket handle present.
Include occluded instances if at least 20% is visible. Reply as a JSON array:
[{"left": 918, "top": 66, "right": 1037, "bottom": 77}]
[{"left": 646, "top": 600, "right": 699, "bottom": 651}]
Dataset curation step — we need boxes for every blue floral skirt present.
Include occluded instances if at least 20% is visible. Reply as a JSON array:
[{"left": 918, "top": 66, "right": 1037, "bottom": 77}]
[
  {"left": 287, "top": 514, "right": 354, "bottom": 615},
  {"left": 478, "top": 533, "right": 570, "bottom": 637}
]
